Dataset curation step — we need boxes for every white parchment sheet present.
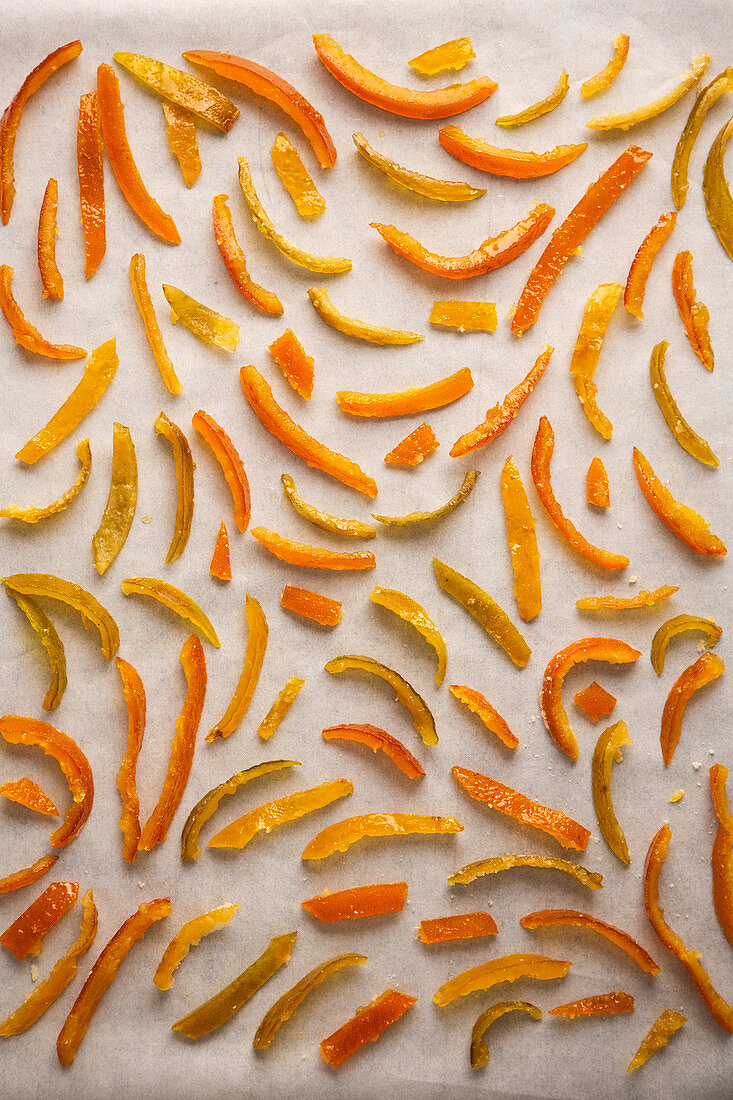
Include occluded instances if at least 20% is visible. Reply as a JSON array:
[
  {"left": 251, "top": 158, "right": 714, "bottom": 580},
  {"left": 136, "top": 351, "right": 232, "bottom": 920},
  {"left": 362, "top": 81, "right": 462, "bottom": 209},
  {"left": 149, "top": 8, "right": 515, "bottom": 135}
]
[{"left": 0, "top": 0, "right": 732, "bottom": 1096}]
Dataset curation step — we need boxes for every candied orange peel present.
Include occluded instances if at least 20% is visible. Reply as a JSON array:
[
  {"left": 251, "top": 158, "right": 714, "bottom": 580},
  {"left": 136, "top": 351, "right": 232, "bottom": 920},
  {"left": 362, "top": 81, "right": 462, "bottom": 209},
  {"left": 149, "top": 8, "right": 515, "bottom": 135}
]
[
  {"left": 0, "top": 265, "right": 85, "bottom": 359},
  {"left": 37, "top": 178, "right": 63, "bottom": 300},
  {"left": 627, "top": 1008, "right": 686, "bottom": 1072},
  {"left": 569, "top": 282, "right": 623, "bottom": 440},
  {"left": 121, "top": 576, "right": 220, "bottom": 647},
  {"left": 651, "top": 614, "right": 722, "bottom": 675},
  {"left": 322, "top": 723, "right": 425, "bottom": 780},
  {"left": 577, "top": 586, "right": 679, "bottom": 611},
  {"left": 308, "top": 286, "right": 423, "bottom": 344},
  {"left": 586, "top": 456, "right": 610, "bottom": 509},
  {"left": 302, "top": 811, "right": 463, "bottom": 861},
  {"left": 153, "top": 905, "right": 239, "bottom": 991},
  {"left": 0, "top": 777, "right": 58, "bottom": 817},
  {"left": 574, "top": 681, "right": 616, "bottom": 722},
  {"left": 370, "top": 585, "right": 446, "bottom": 685},
  {"left": 449, "top": 685, "right": 518, "bottom": 749},
  {"left": 624, "top": 212, "right": 677, "bottom": 319},
  {"left": 384, "top": 422, "right": 439, "bottom": 466},
  {"left": 633, "top": 446, "right": 726, "bottom": 556},
  {"left": 3, "top": 572, "right": 119, "bottom": 660},
  {"left": 581, "top": 34, "right": 630, "bottom": 98},
  {"left": 439, "top": 127, "right": 586, "bottom": 178},
  {"left": 353, "top": 131, "right": 485, "bottom": 202},
  {"left": 429, "top": 300, "right": 497, "bottom": 331},
  {"left": 520, "top": 909, "right": 658, "bottom": 972},
  {"left": 281, "top": 585, "right": 342, "bottom": 626},
  {"left": 338, "top": 367, "right": 473, "bottom": 418},
  {"left": 129, "top": 254, "right": 181, "bottom": 395},
  {"left": 155, "top": 412, "right": 194, "bottom": 563},
  {"left": 435, "top": 952, "right": 571, "bottom": 1007},
  {"left": 449, "top": 854, "right": 603, "bottom": 891},
  {"left": 281, "top": 473, "right": 375, "bottom": 538},
  {"left": 271, "top": 131, "right": 325, "bottom": 217},
  {"left": 434, "top": 557, "right": 531, "bottom": 668},
  {"left": 207, "top": 595, "right": 267, "bottom": 741},
  {"left": 660, "top": 651, "right": 724, "bottom": 765},
  {"left": 672, "top": 250, "right": 714, "bottom": 371},
  {"left": 258, "top": 676, "right": 304, "bottom": 740},
  {"left": 1, "top": 438, "right": 92, "bottom": 524},
  {"left": 325, "top": 654, "right": 437, "bottom": 745},
  {"left": 209, "top": 778, "right": 353, "bottom": 849},
  {"left": 269, "top": 330, "right": 314, "bottom": 399},
  {"left": 252, "top": 527, "right": 375, "bottom": 571},
  {"left": 471, "top": 1000, "right": 542, "bottom": 1070},
  {"left": 192, "top": 409, "right": 250, "bottom": 532},
  {"left": 587, "top": 52, "right": 710, "bottom": 131},
  {"left": 162, "top": 103, "right": 201, "bottom": 188},
  {"left": 651, "top": 342, "right": 718, "bottom": 465},
  {"left": 496, "top": 70, "right": 569, "bottom": 127},
  {"left": 212, "top": 194, "right": 283, "bottom": 316},
  {"left": 409, "top": 38, "right": 476, "bottom": 76},
  {"left": 320, "top": 988, "right": 416, "bottom": 1068},
  {"left": 372, "top": 469, "right": 479, "bottom": 526}
]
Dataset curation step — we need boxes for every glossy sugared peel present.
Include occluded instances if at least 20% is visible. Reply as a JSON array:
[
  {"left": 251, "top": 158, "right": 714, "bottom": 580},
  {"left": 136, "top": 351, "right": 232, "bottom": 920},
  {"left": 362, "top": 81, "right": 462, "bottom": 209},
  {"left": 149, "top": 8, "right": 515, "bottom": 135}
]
[
  {"left": 162, "top": 103, "right": 201, "bottom": 188},
  {"left": 271, "top": 131, "right": 325, "bottom": 217},
  {"left": 520, "top": 909, "right": 658, "bottom": 972},
  {"left": 433, "top": 557, "right": 531, "bottom": 668},
  {"left": 1, "top": 438, "right": 92, "bottom": 525},
  {"left": 0, "top": 854, "right": 59, "bottom": 896},
  {"left": 449, "top": 685, "right": 518, "bottom": 749},
  {"left": 77, "top": 91, "right": 106, "bottom": 279},
  {"left": 632, "top": 446, "right": 726, "bottom": 556},
  {"left": 587, "top": 53, "right": 710, "bottom": 130},
  {"left": 370, "top": 586, "right": 447, "bottom": 686},
  {"left": 308, "top": 286, "right": 422, "bottom": 344},
  {"left": 470, "top": 1001, "right": 541, "bottom": 1071},
  {"left": 207, "top": 595, "right": 267, "bottom": 741},
  {"left": 627, "top": 1009, "right": 686, "bottom": 1072},
  {"left": 15, "top": 338, "right": 119, "bottom": 465},
  {"left": 302, "top": 812, "right": 463, "bottom": 861},
  {"left": 115, "top": 657, "right": 145, "bottom": 862},
  {"left": 325, "top": 655, "right": 437, "bottom": 745},
  {"left": 113, "top": 52, "right": 238, "bottom": 131},
  {"left": 339, "top": 368, "right": 473, "bottom": 419},
  {"left": 710, "top": 764, "right": 733, "bottom": 947},
  {"left": 575, "top": 681, "right": 616, "bottom": 722},
  {"left": 269, "top": 330, "right": 315, "bottom": 399},
  {"left": 651, "top": 614, "right": 722, "bottom": 675},
  {"left": 624, "top": 212, "right": 677, "bottom": 319},
  {"left": 320, "top": 989, "right": 416, "bottom": 1068},
  {"left": 155, "top": 413, "right": 194, "bottom": 563},
  {"left": 586, "top": 456, "right": 610, "bottom": 509},
  {"left": 255, "top": 953, "right": 367, "bottom": 1050},
  {"left": 281, "top": 585, "right": 342, "bottom": 626},
  {"left": 703, "top": 113, "right": 733, "bottom": 260},
  {"left": 385, "top": 423, "right": 439, "bottom": 466},
  {"left": 192, "top": 410, "right": 250, "bottom": 532},
  {"left": 500, "top": 454, "right": 541, "bottom": 622},
  {"left": 121, "top": 576, "right": 220, "bottom": 647},
  {"left": 672, "top": 68, "right": 733, "bottom": 208},
  {"left": 164, "top": 284, "right": 239, "bottom": 352},
  {"left": 496, "top": 70, "right": 569, "bottom": 127},
  {"left": 372, "top": 469, "right": 479, "bottom": 526},
  {"left": 37, "top": 178, "right": 63, "bottom": 299},
  {"left": 2, "top": 573, "right": 119, "bottom": 660},
  {"left": 582, "top": 34, "right": 630, "bottom": 98},
  {"left": 353, "top": 131, "right": 485, "bottom": 201},
  {"left": 322, "top": 724, "right": 425, "bottom": 780},
  {"left": 550, "top": 991, "right": 634, "bottom": 1018},
  {"left": 92, "top": 423, "right": 137, "bottom": 576},
  {"left": 251, "top": 527, "right": 376, "bottom": 571},
  {"left": 540, "top": 637, "right": 641, "bottom": 761},
  {"left": 303, "top": 885, "right": 407, "bottom": 922},
  {"left": 130, "top": 254, "right": 181, "bottom": 394},
  {"left": 660, "top": 651, "right": 724, "bottom": 766},
  {"left": 312, "top": 33, "right": 496, "bottom": 120},
  {"left": 153, "top": 905, "right": 239, "bottom": 991},
  {"left": 449, "top": 854, "right": 603, "bottom": 890},
  {"left": 212, "top": 195, "right": 283, "bottom": 315},
  {"left": 420, "top": 911, "right": 498, "bottom": 945},
  {"left": 671, "top": 251, "right": 714, "bottom": 370},
  {"left": 281, "top": 474, "right": 375, "bottom": 538},
  {"left": 0, "top": 881, "right": 79, "bottom": 960},
  {"left": 439, "top": 127, "right": 586, "bottom": 178},
  {"left": 531, "top": 417, "right": 630, "bottom": 570},
  {"left": 569, "top": 282, "right": 623, "bottom": 440},
  {"left": 208, "top": 778, "right": 353, "bottom": 850},
  {"left": 0, "top": 265, "right": 85, "bottom": 359},
  {"left": 409, "top": 38, "right": 476, "bottom": 76},
  {"left": 0, "top": 777, "right": 58, "bottom": 817},
  {"left": 577, "top": 586, "right": 679, "bottom": 611},
  {"left": 258, "top": 677, "right": 304, "bottom": 740},
  {"left": 435, "top": 953, "right": 571, "bottom": 1007},
  {"left": 644, "top": 823, "right": 733, "bottom": 1031},
  {"left": 7, "top": 590, "right": 66, "bottom": 711}
]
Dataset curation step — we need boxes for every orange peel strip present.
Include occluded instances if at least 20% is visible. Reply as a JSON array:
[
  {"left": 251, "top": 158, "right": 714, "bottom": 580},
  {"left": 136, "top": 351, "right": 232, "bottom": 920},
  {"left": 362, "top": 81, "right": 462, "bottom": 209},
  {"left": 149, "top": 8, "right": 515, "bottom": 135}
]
[
  {"left": 209, "top": 778, "right": 353, "bottom": 849},
  {"left": 660, "top": 651, "right": 724, "bottom": 765},
  {"left": 409, "top": 38, "right": 476, "bottom": 76},
  {"left": 257, "top": 676, "right": 304, "bottom": 740},
  {"left": 501, "top": 454, "right": 541, "bottom": 622},
  {"left": 129, "top": 254, "right": 181, "bottom": 395},
  {"left": 192, "top": 409, "right": 250, "bottom": 532},
  {"left": 570, "top": 282, "right": 623, "bottom": 440},
  {"left": 302, "top": 812, "right": 463, "bottom": 860},
  {"left": 577, "top": 585, "right": 679, "bottom": 611},
  {"left": 212, "top": 194, "right": 283, "bottom": 316},
  {"left": 370, "top": 585, "right": 446, "bottom": 686},
  {"left": 322, "top": 723, "right": 425, "bottom": 780},
  {"left": 0, "top": 777, "right": 58, "bottom": 817},
  {"left": 325, "top": 655, "right": 437, "bottom": 746},
  {"left": 210, "top": 522, "right": 231, "bottom": 581},
  {"left": 338, "top": 367, "right": 473, "bottom": 418},
  {"left": 308, "top": 286, "right": 423, "bottom": 344},
  {"left": 672, "top": 250, "right": 714, "bottom": 370},
  {"left": 269, "top": 329, "right": 314, "bottom": 399},
  {"left": 353, "top": 130, "right": 485, "bottom": 202},
  {"left": 1, "top": 438, "right": 92, "bottom": 524},
  {"left": 251, "top": 527, "right": 375, "bottom": 572},
  {"left": 710, "top": 764, "right": 733, "bottom": 947},
  {"left": 624, "top": 212, "right": 677, "bottom": 319},
  {"left": 582, "top": 34, "right": 630, "bottom": 98},
  {"left": 549, "top": 991, "right": 634, "bottom": 1017},
  {"left": 77, "top": 90, "right": 106, "bottom": 279},
  {"left": 2, "top": 572, "right": 119, "bottom": 660},
  {"left": 435, "top": 952, "right": 570, "bottom": 1007},
  {"left": 37, "top": 178, "right": 63, "bottom": 300},
  {"left": 120, "top": 576, "right": 220, "bottom": 647},
  {"left": 385, "top": 423, "right": 439, "bottom": 466},
  {"left": 449, "top": 854, "right": 603, "bottom": 890},
  {"left": 587, "top": 53, "right": 710, "bottom": 131},
  {"left": 627, "top": 1008, "right": 686, "bottom": 1072},
  {"left": 496, "top": 70, "right": 570, "bottom": 127},
  {"left": 0, "top": 265, "right": 85, "bottom": 359},
  {"left": 449, "top": 685, "right": 518, "bottom": 749},
  {"left": 162, "top": 103, "right": 201, "bottom": 188},
  {"left": 115, "top": 656, "right": 145, "bottom": 862},
  {"left": 153, "top": 905, "right": 239, "bottom": 991},
  {"left": 281, "top": 585, "right": 342, "bottom": 626},
  {"left": 592, "top": 719, "right": 631, "bottom": 862},
  {"left": 586, "top": 456, "right": 610, "bottom": 508},
  {"left": 0, "top": 854, "right": 59, "bottom": 896},
  {"left": 439, "top": 126, "right": 586, "bottom": 178},
  {"left": 271, "top": 131, "right": 325, "bottom": 217},
  {"left": 520, "top": 909, "right": 659, "bottom": 972},
  {"left": 633, "top": 446, "right": 726, "bottom": 556},
  {"left": 207, "top": 595, "right": 267, "bottom": 742}
]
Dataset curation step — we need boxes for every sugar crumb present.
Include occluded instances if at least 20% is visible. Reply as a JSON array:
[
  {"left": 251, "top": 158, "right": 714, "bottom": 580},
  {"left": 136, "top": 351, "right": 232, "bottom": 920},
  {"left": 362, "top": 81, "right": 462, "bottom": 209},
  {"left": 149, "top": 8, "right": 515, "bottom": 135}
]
[
  {"left": 692, "top": 762, "right": 701, "bottom": 771},
  {"left": 31, "top": 964, "right": 39, "bottom": 982},
  {"left": 141, "top": 515, "right": 152, "bottom": 524}
]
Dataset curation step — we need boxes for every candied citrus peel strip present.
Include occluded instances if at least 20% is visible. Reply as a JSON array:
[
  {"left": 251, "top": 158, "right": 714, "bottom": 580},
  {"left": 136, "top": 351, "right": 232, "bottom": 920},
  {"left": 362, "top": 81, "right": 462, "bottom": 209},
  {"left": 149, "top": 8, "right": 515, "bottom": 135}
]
[
  {"left": 115, "top": 656, "right": 145, "bottom": 863},
  {"left": 420, "top": 911, "right": 498, "bottom": 945},
  {"left": 574, "top": 681, "right": 616, "bottom": 722},
  {"left": 449, "top": 685, "right": 518, "bottom": 750},
  {"left": 57, "top": 898, "right": 171, "bottom": 1066},
  {"left": 1, "top": 40, "right": 83, "bottom": 225},
  {"left": 312, "top": 33, "right": 496, "bottom": 120},
  {"left": 512, "top": 146, "right": 652, "bottom": 335},
  {"left": 586, "top": 456, "right": 609, "bottom": 509},
  {"left": 370, "top": 586, "right": 446, "bottom": 686},
  {"left": 281, "top": 473, "right": 375, "bottom": 538},
  {"left": 372, "top": 468, "right": 479, "bottom": 526},
  {"left": 532, "top": 417, "right": 630, "bottom": 570},
  {"left": 269, "top": 330, "right": 314, "bottom": 399},
  {"left": 308, "top": 285, "right": 423, "bottom": 344},
  {"left": 184, "top": 50, "right": 336, "bottom": 167},
  {"left": 320, "top": 988, "right": 416, "bottom": 1068},
  {"left": 252, "top": 527, "right": 375, "bottom": 572},
  {"left": 1, "top": 438, "right": 92, "bottom": 525},
  {"left": 162, "top": 103, "right": 201, "bottom": 188},
  {"left": 452, "top": 345, "right": 553, "bottom": 458},
  {"left": 302, "top": 812, "right": 462, "bottom": 861},
  {"left": 0, "top": 854, "right": 59, "bottom": 896},
  {"left": 153, "top": 904, "right": 239, "bottom": 991},
  {"left": 452, "top": 766, "right": 590, "bottom": 851},
  {"left": 0, "top": 889, "right": 97, "bottom": 1036},
  {"left": 271, "top": 132, "right": 325, "bottom": 217},
  {"left": 385, "top": 423, "right": 439, "bottom": 466},
  {"left": 77, "top": 90, "right": 106, "bottom": 279},
  {"left": 212, "top": 194, "right": 283, "bottom": 316},
  {"left": 172, "top": 931, "right": 297, "bottom": 1040},
  {"left": 322, "top": 724, "right": 425, "bottom": 780},
  {"left": 624, "top": 212, "right": 677, "bottom": 319},
  {"left": 672, "top": 68, "right": 733, "bottom": 208},
  {"left": 258, "top": 677, "right": 304, "bottom": 740},
  {"left": 570, "top": 282, "right": 623, "bottom": 440},
  {"left": 409, "top": 38, "right": 475, "bottom": 76},
  {"left": 155, "top": 412, "right": 194, "bottom": 563},
  {"left": 435, "top": 952, "right": 570, "bottom": 1007},
  {"left": 651, "top": 614, "right": 722, "bottom": 674},
  {"left": 429, "top": 300, "right": 497, "bottom": 331},
  {"left": 702, "top": 111, "right": 733, "bottom": 260},
  {"left": 439, "top": 127, "right": 586, "bottom": 178},
  {"left": 0, "top": 880, "right": 79, "bottom": 960},
  {"left": 209, "top": 778, "right": 353, "bottom": 849},
  {"left": 37, "top": 178, "right": 64, "bottom": 300},
  {"left": 238, "top": 157, "right": 350, "bottom": 273},
  {"left": 180, "top": 759, "right": 300, "bottom": 862},
  {"left": 592, "top": 721, "right": 632, "bottom": 860},
  {"left": 353, "top": 131, "right": 485, "bottom": 202},
  {"left": 627, "top": 1008, "right": 686, "bottom": 1072},
  {"left": 449, "top": 854, "right": 603, "bottom": 890},
  {"left": 471, "top": 1000, "right": 541, "bottom": 1070},
  {"left": 210, "top": 522, "right": 231, "bottom": 581},
  {"left": 632, "top": 446, "right": 726, "bottom": 556},
  {"left": 0, "top": 716, "right": 92, "bottom": 849},
  {"left": 92, "top": 422, "right": 138, "bottom": 576},
  {"left": 164, "top": 284, "right": 239, "bottom": 352},
  {"left": 303, "top": 884, "right": 408, "bottom": 923},
  {"left": 660, "top": 651, "right": 724, "bottom": 766},
  {"left": 710, "top": 764, "right": 733, "bottom": 946},
  {"left": 339, "top": 368, "right": 473, "bottom": 418},
  {"left": 138, "top": 635, "right": 207, "bottom": 851},
  {"left": 281, "top": 585, "right": 342, "bottom": 626},
  {"left": 577, "top": 585, "right": 679, "bottom": 611},
  {"left": 582, "top": 34, "right": 630, "bottom": 98},
  {"left": 325, "top": 655, "right": 437, "bottom": 746},
  {"left": 97, "top": 63, "right": 180, "bottom": 244},
  {"left": 241, "top": 365, "right": 378, "bottom": 498},
  {"left": 15, "top": 338, "right": 119, "bottom": 465},
  {"left": 2, "top": 573, "right": 119, "bottom": 660},
  {"left": 644, "top": 823, "right": 733, "bottom": 1031},
  {"left": 7, "top": 590, "right": 66, "bottom": 712},
  {"left": 255, "top": 953, "right": 368, "bottom": 1051},
  {"left": 540, "top": 637, "right": 641, "bottom": 761},
  {"left": 121, "top": 576, "right": 219, "bottom": 647},
  {"left": 207, "top": 595, "right": 266, "bottom": 742},
  {"left": 497, "top": 70, "right": 569, "bottom": 127},
  {"left": 520, "top": 909, "right": 658, "bottom": 972},
  {"left": 587, "top": 53, "right": 710, "bottom": 131},
  {"left": 0, "top": 265, "right": 85, "bottom": 359},
  {"left": 671, "top": 251, "right": 714, "bottom": 370},
  {"left": 0, "top": 777, "right": 58, "bottom": 817},
  {"left": 192, "top": 410, "right": 250, "bottom": 532},
  {"left": 434, "top": 557, "right": 531, "bottom": 668},
  {"left": 113, "top": 52, "right": 238, "bottom": 131},
  {"left": 129, "top": 254, "right": 181, "bottom": 395},
  {"left": 550, "top": 991, "right": 634, "bottom": 1018},
  {"left": 371, "top": 203, "right": 555, "bottom": 280},
  {"left": 500, "top": 454, "right": 541, "bottom": 622}
]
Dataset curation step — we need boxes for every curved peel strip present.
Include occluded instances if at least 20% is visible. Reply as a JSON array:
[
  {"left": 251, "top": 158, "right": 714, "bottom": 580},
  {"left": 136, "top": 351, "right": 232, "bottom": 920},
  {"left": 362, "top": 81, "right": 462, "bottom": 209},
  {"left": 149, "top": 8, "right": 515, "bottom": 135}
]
[
  {"left": 521, "top": 908, "right": 658, "bottom": 972},
  {"left": 409, "top": 38, "right": 475, "bottom": 76},
  {"left": 651, "top": 613, "right": 722, "bottom": 675},
  {"left": 496, "top": 70, "right": 569, "bottom": 127},
  {"left": 213, "top": 194, "right": 283, "bottom": 315},
  {"left": 207, "top": 595, "right": 267, "bottom": 741},
  {"left": 113, "top": 52, "right": 238, "bottom": 131},
  {"left": 254, "top": 953, "right": 367, "bottom": 1050},
  {"left": 281, "top": 473, "right": 375, "bottom": 538},
  {"left": 0, "top": 265, "right": 85, "bottom": 359},
  {"left": 129, "top": 254, "right": 181, "bottom": 394},
  {"left": 449, "top": 685, "right": 518, "bottom": 749},
  {"left": 671, "top": 251, "right": 714, "bottom": 370},
  {"left": 582, "top": 34, "right": 630, "bottom": 98},
  {"left": 433, "top": 557, "right": 531, "bottom": 668},
  {"left": 710, "top": 764, "right": 733, "bottom": 946},
  {"left": 703, "top": 112, "right": 733, "bottom": 260},
  {"left": 354, "top": 130, "right": 484, "bottom": 201},
  {"left": 153, "top": 905, "right": 239, "bottom": 991},
  {"left": 258, "top": 677, "right": 304, "bottom": 740},
  {"left": 439, "top": 127, "right": 586, "bottom": 178},
  {"left": 302, "top": 811, "right": 463, "bottom": 860},
  {"left": 155, "top": 412, "right": 194, "bottom": 562},
  {"left": 338, "top": 367, "right": 473, "bottom": 418},
  {"left": 271, "top": 131, "right": 325, "bottom": 217},
  {"left": 2, "top": 572, "right": 119, "bottom": 660},
  {"left": 8, "top": 590, "right": 66, "bottom": 711},
  {"left": 209, "top": 778, "right": 353, "bottom": 849},
  {"left": 251, "top": 527, "right": 375, "bottom": 571},
  {"left": 435, "top": 952, "right": 570, "bottom": 1007},
  {"left": 672, "top": 68, "right": 733, "bottom": 208},
  {"left": 37, "top": 178, "right": 64, "bottom": 299},
  {"left": 550, "top": 991, "right": 634, "bottom": 1018},
  {"left": 632, "top": 446, "right": 726, "bottom": 556},
  {"left": 308, "top": 285, "right": 422, "bottom": 344},
  {"left": 192, "top": 410, "right": 250, "bottom": 532},
  {"left": 660, "top": 651, "right": 724, "bottom": 765},
  {"left": 0, "top": 854, "right": 59, "bottom": 896},
  {"left": 471, "top": 1001, "right": 541, "bottom": 1070},
  {"left": 0, "top": 881, "right": 79, "bottom": 960},
  {"left": 1, "top": 439, "right": 92, "bottom": 524},
  {"left": 325, "top": 654, "right": 437, "bottom": 745},
  {"left": 570, "top": 283, "right": 623, "bottom": 439},
  {"left": 322, "top": 724, "right": 425, "bottom": 780},
  {"left": 121, "top": 576, "right": 220, "bottom": 647},
  {"left": 587, "top": 53, "right": 710, "bottom": 130},
  {"left": 650, "top": 342, "right": 718, "bottom": 465},
  {"left": 370, "top": 585, "right": 446, "bottom": 685},
  {"left": 115, "top": 657, "right": 145, "bottom": 862},
  {"left": 449, "top": 854, "right": 603, "bottom": 890},
  {"left": 624, "top": 212, "right": 677, "bottom": 319},
  {"left": 592, "top": 720, "right": 631, "bottom": 863},
  {"left": 372, "top": 469, "right": 479, "bottom": 526},
  {"left": 304, "top": 885, "right": 407, "bottom": 922},
  {"left": 92, "top": 422, "right": 137, "bottom": 575}
]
